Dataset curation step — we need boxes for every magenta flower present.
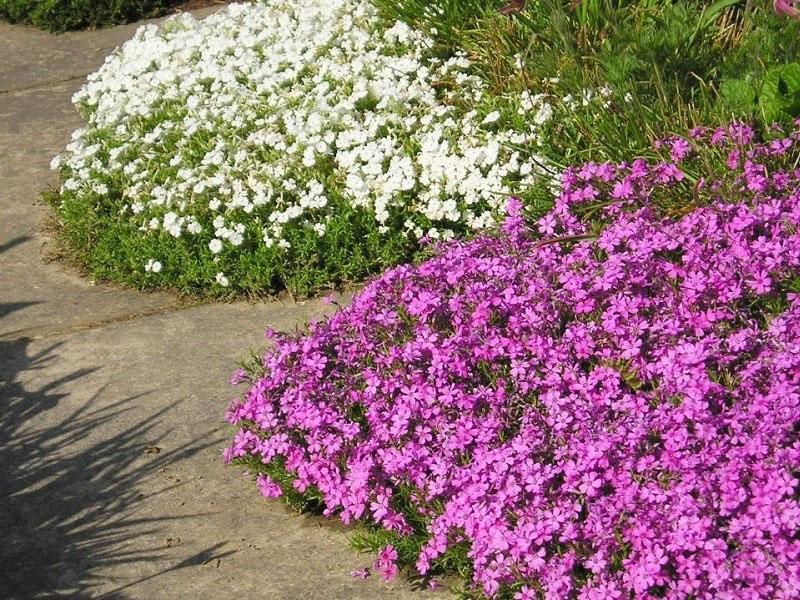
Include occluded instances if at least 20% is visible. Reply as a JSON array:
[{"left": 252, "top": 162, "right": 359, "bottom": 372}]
[
  {"left": 228, "top": 368, "right": 248, "bottom": 385},
  {"left": 256, "top": 474, "right": 282, "bottom": 498},
  {"left": 227, "top": 122, "right": 800, "bottom": 598},
  {"left": 351, "top": 568, "right": 370, "bottom": 579},
  {"left": 774, "top": 0, "right": 800, "bottom": 17},
  {"left": 374, "top": 544, "right": 399, "bottom": 582}
]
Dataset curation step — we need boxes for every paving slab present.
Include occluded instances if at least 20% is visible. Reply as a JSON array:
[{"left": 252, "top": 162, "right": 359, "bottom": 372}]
[
  {"left": 0, "top": 81, "right": 189, "bottom": 340},
  {"left": 0, "top": 6, "right": 221, "bottom": 93},
  {"left": 0, "top": 5, "right": 242, "bottom": 341},
  {"left": 0, "top": 6, "right": 215, "bottom": 339},
  {"left": 0, "top": 8, "right": 446, "bottom": 600},
  {"left": 1, "top": 301, "right": 446, "bottom": 599}
]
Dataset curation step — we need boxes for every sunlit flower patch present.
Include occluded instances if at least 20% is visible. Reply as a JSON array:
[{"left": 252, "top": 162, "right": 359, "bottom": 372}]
[
  {"left": 52, "top": 0, "right": 550, "bottom": 294},
  {"left": 227, "top": 124, "right": 800, "bottom": 598}
]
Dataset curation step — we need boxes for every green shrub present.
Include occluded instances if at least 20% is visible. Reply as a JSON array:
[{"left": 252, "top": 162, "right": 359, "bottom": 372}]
[{"left": 0, "top": 0, "right": 181, "bottom": 31}]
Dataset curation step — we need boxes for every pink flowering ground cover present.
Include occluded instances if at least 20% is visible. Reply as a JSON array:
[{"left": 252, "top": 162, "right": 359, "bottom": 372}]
[{"left": 225, "top": 123, "right": 800, "bottom": 599}]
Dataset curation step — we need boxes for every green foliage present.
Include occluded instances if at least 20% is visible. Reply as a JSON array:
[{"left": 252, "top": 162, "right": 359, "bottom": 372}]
[
  {"left": 718, "top": 63, "right": 800, "bottom": 122},
  {"left": 374, "top": 0, "right": 800, "bottom": 165},
  {"left": 759, "top": 63, "right": 800, "bottom": 122},
  {"left": 48, "top": 185, "right": 417, "bottom": 298},
  {"left": 719, "top": 77, "right": 758, "bottom": 115},
  {"left": 371, "top": 0, "right": 491, "bottom": 48},
  {"left": 0, "top": 0, "right": 181, "bottom": 31}
]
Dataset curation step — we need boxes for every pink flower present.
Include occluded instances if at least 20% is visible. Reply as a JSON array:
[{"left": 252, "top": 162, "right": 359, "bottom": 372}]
[
  {"left": 351, "top": 568, "right": 371, "bottom": 579},
  {"left": 505, "top": 196, "right": 523, "bottom": 218},
  {"left": 774, "top": 0, "right": 800, "bottom": 17},
  {"left": 256, "top": 474, "right": 283, "bottom": 498},
  {"left": 229, "top": 368, "right": 248, "bottom": 385},
  {"left": 374, "top": 544, "right": 399, "bottom": 582},
  {"left": 515, "top": 586, "right": 537, "bottom": 600},
  {"left": 503, "top": 196, "right": 527, "bottom": 239},
  {"left": 228, "top": 122, "right": 800, "bottom": 599}
]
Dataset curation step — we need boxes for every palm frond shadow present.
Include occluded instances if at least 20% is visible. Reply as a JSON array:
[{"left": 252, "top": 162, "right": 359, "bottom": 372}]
[
  {"left": 0, "top": 235, "right": 31, "bottom": 255},
  {"left": 0, "top": 336, "right": 232, "bottom": 598}
]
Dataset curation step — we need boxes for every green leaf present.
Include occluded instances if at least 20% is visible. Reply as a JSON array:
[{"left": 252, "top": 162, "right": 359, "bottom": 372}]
[
  {"left": 699, "top": 0, "right": 743, "bottom": 29},
  {"left": 691, "top": 0, "right": 742, "bottom": 47},
  {"left": 719, "top": 78, "right": 756, "bottom": 115},
  {"left": 781, "top": 63, "right": 800, "bottom": 93},
  {"left": 760, "top": 63, "right": 800, "bottom": 123},
  {"left": 781, "top": 64, "right": 800, "bottom": 119}
]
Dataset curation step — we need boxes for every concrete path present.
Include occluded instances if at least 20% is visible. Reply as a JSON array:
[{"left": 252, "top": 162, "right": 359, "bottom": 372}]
[{"left": 0, "top": 12, "right": 444, "bottom": 600}]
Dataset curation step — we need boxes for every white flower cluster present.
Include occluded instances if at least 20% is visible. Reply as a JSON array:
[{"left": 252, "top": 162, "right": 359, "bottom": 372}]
[{"left": 54, "top": 0, "right": 552, "bottom": 280}]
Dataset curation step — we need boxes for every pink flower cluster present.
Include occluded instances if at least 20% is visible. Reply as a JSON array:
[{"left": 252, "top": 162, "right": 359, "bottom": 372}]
[
  {"left": 375, "top": 544, "right": 399, "bottom": 581},
  {"left": 775, "top": 0, "right": 800, "bottom": 18},
  {"left": 226, "top": 124, "right": 800, "bottom": 599}
]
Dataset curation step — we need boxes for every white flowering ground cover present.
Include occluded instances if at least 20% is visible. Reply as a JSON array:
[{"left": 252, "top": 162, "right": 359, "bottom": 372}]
[{"left": 51, "top": 0, "right": 553, "bottom": 295}]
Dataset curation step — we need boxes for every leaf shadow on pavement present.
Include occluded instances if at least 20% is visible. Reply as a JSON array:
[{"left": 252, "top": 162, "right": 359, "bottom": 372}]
[
  {"left": 0, "top": 236, "right": 39, "bottom": 324},
  {"left": 0, "top": 330, "right": 234, "bottom": 599},
  {"left": 0, "top": 236, "right": 31, "bottom": 255}
]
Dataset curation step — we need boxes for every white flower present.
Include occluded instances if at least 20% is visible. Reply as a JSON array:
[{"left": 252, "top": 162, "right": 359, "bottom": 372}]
[
  {"left": 209, "top": 238, "right": 223, "bottom": 254},
  {"left": 302, "top": 146, "right": 316, "bottom": 167},
  {"left": 57, "top": 0, "right": 554, "bottom": 280},
  {"left": 533, "top": 103, "right": 553, "bottom": 126},
  {"left": 144, "top": 259, "right": 162, "bottom": 273},
  {"left": 215, "top": 272, "right": 229, "bottom": 287},
  {"left": 481, "top": 111, "right": 501, "bottom": 125}
]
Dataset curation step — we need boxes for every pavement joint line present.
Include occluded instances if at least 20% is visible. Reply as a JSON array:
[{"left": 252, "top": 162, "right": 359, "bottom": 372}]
[
  {"left": 0, "top": 300, "right": 206, "bottom": 341},
  {"left": 0, "top": 73, "right": 90, "bottom": 96}
]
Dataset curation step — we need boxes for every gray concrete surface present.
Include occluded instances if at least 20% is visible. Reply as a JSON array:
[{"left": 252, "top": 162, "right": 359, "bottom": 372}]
[{"left": 0, "top": 11, "right": 446, "bottom": 600}]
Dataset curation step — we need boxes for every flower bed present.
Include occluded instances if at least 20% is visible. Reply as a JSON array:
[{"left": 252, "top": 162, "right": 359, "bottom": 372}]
[
  {"left": 226, "top": 124, "right": 800, "bottom": 598},
  {"left": 52, "top": 0, "right": 549, "bottom": 295}
]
